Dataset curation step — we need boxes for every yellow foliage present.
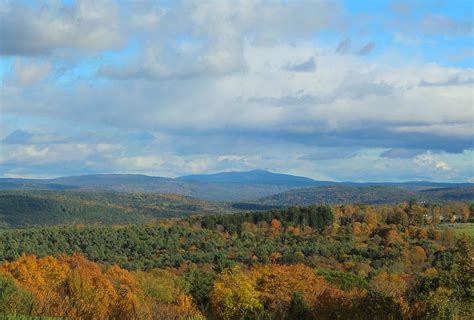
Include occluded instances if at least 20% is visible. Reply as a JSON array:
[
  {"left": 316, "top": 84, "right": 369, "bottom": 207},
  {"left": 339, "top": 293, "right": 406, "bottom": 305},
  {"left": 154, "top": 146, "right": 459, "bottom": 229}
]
[
  {"left": 1, "top": 255, "right": 201, "bottom": 320},
  {"left": 370, "top": 272, "right": 409, "bottom": 299},
  {"left": 250, "top": 264, "right": 328, "bottom": 318},
  {"left": 210, "top": 266, "right": 262, "bottom": 320}
]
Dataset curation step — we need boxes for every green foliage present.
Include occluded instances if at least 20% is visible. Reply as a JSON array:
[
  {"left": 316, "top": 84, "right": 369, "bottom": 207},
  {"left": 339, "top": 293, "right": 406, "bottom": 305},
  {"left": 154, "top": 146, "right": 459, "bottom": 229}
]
[
  {"left": 193, "top": 205, "right": 334, "bottom": 232},
  {"left": 251, "top": 185, "right": 474, "bottom": 206},
  {"left": 0, "top": 190, "right": 231, "bottom": 227},
  {"left": 316, "top": 269, "right": 368, "bottom": 290},
  {"left": 358, "top": 291, "right": 405, "bottom": 320},
  {"left": 287, "top": 291, "right": 311, "bottom": 320},
  {"left": 179, "top": 268, "right": 216, "bottom": 312},
  {"left": 0, "top": 275, "right": 33, "bottom": 316},
  {"left": 0, "top": 201, "right": 472, "bottom": 318}
]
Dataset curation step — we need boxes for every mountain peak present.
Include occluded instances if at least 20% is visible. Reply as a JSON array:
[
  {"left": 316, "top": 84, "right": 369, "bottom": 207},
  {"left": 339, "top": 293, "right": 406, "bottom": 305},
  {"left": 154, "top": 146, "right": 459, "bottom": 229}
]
[{"left": 176, "top": 170, "right": 329, "bottom": 186}]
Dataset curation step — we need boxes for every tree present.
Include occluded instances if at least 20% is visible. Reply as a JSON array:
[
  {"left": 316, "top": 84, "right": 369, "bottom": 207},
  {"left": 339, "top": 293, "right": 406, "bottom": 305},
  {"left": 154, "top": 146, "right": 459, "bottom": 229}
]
[
  {"left": 452, "top": 238, "right": 474, "bottom": 310},
  {"left": 460, "top": 203, "right": 470, "bottom": 223},
  {"left": 369, "top": 272, "right": 408, "bottom": 299},
  {"left": 431, "top": 206, "right": 441, "bottom": 224},
  {"left": 250, "top": 264, "right": 327, "bottom": 319},
  {"left": 271, "top": 219, "right": 282, "bottom": 233},
  {"left": 410, "top": 246, "right": 427, "bottom": 265},
  {"left": 287, "top": 291, "right": 311, "bottom": 320},
  {"left": 210, "top": 266, "right": 262, "bottom": 320}
]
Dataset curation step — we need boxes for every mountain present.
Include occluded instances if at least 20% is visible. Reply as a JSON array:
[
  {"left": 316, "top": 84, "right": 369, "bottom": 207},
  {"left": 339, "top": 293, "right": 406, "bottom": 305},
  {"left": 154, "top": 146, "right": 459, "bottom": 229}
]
[
  {"left": 177, "top": 169, "right": 332, "bottom": 186},
  {"left": 247, "top": 185, "right": 474, "bottom": 206},
  {"left": 0, "top": 190, "right": 232, "bottom": 228},
  {"left": 0, "top": 174, "right": 298, "bottom": 201},
  {"left": 0, "top": 171, "right": 472, "bottom": 202}
]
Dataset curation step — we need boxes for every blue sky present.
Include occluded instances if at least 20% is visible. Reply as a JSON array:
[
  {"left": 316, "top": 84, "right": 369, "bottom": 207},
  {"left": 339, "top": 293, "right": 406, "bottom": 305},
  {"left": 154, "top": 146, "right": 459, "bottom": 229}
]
[{"left": 0, "top": 0, "right": 473, "bottom": 181}]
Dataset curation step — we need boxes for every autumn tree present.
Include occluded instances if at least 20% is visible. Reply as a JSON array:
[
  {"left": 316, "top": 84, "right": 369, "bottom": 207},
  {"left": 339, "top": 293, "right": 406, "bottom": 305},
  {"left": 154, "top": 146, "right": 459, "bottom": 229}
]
[
  {"left": 250, "top": 264, "right": 327, "bottom": 319},
  {"left": 210, "top": 266, "right": 262, "bottom": 320}
]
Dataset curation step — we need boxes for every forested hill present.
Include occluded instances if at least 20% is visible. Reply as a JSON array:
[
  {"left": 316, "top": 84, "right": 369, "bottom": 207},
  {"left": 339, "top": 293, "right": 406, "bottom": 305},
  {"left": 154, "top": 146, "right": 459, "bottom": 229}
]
[
  {"left": 0, "top": 174, "right": 300, "bottom": 202},
  {"left": 1, "top": 171, "right": 471, "bottom": 202},
  {"left": 249, "top": 185, "right": 474, "bottom": 206},
  {"left": 1, "top": 186, "right": 473, "bottom": 228},
  {"left": 420, "top": 187, "right": 474, "bottom": 202},
  {"left": 0, "top": 190, "right": 231, "bottom": 228}
]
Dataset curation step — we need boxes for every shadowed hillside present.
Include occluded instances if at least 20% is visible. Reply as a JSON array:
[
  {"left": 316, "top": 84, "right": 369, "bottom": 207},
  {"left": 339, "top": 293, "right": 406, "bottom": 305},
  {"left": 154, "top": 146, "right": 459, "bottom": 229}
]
[{"left": 0, "top": 190, "right": 232, "bottom": 228}]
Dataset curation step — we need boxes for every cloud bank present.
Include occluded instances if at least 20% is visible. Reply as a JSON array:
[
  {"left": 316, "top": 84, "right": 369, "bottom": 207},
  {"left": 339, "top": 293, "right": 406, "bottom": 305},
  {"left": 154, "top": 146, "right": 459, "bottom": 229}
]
[{"left": 0, "top": 0, "right": 472, "bottom": 182}]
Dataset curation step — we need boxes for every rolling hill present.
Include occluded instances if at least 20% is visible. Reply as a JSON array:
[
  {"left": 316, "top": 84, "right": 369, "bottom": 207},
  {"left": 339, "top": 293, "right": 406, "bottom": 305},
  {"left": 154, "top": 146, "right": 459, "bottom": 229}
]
[
  {"left": 0, "top": 174, "right": 299, "bottom": 201},
  {"left": 246, "top": 185, "right": 474, "bottom": 206},
  {"left": 0, "top": 171, "right": 471, "bottom": 202},
  {"left": 0, "top": 190, "right": 232, "bottom": 228}
]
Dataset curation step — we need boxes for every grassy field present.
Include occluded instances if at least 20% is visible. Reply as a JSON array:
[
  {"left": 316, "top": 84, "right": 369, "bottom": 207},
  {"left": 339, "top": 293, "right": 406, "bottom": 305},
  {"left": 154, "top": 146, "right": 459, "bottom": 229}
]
[{"left": 442, "top": 223, "right": 474, "bottom": 237}]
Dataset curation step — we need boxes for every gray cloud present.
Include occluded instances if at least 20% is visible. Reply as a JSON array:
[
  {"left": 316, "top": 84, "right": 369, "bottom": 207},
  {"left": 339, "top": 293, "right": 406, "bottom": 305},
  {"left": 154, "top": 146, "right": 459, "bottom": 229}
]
[
  {"left": 336, "top": 38, "right": 351, "bottom": 54},
  {"left": 1, "top": 1, "right": 473, "bottom": 181},
  {"left": 357, "top": 41, "right": 375, "bottom": 55},
  {"left": 419, "top": 75, "right": 474, "bottom": 87},
  {"left": 336, "top": 39, "right": 375, "bottom": 56},
  {"left": 285, "top": 57, "right": 316, "bottom": 72},
  {"left": 0, "top": 1, "right": 122, "bottom": 56}
]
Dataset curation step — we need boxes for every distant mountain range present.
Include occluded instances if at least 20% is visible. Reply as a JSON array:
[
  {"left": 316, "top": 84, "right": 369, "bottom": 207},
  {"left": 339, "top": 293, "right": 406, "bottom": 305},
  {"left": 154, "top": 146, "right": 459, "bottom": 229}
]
[
  {"left": 0, "top": 171, "right": 472, "bottom": 227},
  {"left": 0, "top": 170, "right": 472, "bottom": 202}
]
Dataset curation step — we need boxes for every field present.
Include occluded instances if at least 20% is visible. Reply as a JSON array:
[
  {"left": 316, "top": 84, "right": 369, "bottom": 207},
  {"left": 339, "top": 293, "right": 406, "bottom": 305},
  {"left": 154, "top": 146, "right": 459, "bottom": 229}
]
[{"left": 450, "top": 223, "right": 474, "bottom": 237}]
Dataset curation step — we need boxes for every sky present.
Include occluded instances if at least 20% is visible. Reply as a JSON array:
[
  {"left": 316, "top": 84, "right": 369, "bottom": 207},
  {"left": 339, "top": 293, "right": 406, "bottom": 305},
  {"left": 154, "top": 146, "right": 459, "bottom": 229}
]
[{"left": 0, "top": 0, "right": 473, "bottom": 182}]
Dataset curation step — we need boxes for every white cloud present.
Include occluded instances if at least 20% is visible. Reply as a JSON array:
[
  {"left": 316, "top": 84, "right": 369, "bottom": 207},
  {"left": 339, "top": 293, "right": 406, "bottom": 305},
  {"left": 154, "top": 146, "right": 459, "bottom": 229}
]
[
  {"left": 0, "top": 143, "right": 124, "bottom": 166},
  {"left": 414, "top": 152, "right": 452, "bottom": 172},
  {"left": 0, "top": 1, "right": 472, "bottom": 181}
]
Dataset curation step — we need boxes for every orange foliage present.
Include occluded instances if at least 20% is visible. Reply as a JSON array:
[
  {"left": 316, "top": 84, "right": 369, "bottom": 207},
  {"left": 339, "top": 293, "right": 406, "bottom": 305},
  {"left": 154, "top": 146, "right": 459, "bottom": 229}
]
[
  {"left": 0, "top": 254, "right": 69, "bottom": 316},
  {"left": 1, "top": 255, "right": 201, "bottom": 320},
  {"left": 410, "top": 246, "right": 427, "bottom": 265},
  {"left": 250, "top": 264, "right": 328, "bottom": 318},
  {"left": 369, "top": 272, "right": 410, "bottom": 299},
  {"left": 384, "top": 229, "right": 402, "bottom": 245},
  {"left": 270, "top": 219, "right": 282, "bottom": 232}
]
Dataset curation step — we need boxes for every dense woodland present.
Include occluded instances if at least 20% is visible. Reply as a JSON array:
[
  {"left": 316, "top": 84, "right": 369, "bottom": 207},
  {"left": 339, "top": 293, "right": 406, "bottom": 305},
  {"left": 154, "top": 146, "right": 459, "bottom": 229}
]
[
  {"left": 253, "top": 186, "right": 474, "bottom": 206},
  {"left": 0, "top": 190, "right": 232, "bottom": 227},
  {"left": 0, "top": 201, "right": 473, "bottom": 319},
  {"left": 1, "top": 187, "right": 473, "bottom": 228}
]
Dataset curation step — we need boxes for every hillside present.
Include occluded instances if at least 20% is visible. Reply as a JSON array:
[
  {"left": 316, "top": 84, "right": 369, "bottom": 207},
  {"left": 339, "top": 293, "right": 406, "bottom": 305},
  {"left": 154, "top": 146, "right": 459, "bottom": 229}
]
[
  {"left": 0, "top": 172, "right": 472, "bottom": 202},
  {"left": 249, "top": 185, "right": 474, "bottom": 206},
  {"left": 0, "top": 190, "right": 231, "bottom": 228},
  {"left": 420, "top": 187, "right": 474, "bottom": 201},
  {"left": 177, "top": 169, "right": 332, "bottom": 186},
  {"left": 0, "top": 175, "right": 298, "bottom": 201}
]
